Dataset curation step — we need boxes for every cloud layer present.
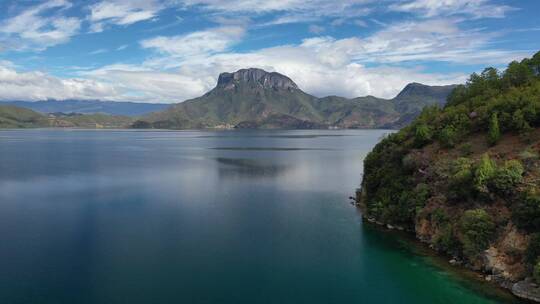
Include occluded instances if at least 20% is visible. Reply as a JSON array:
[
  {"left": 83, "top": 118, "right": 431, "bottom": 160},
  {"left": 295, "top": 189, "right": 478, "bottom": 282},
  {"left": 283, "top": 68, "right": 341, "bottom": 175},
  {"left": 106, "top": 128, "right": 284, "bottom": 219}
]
[{"left": 0, "top": 0, "right": 533, "bottom": 103}]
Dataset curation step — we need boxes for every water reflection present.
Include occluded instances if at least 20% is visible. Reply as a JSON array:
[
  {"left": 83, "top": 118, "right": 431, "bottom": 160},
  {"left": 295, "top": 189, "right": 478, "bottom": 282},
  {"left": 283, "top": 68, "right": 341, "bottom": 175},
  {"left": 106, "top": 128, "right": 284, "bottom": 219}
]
[{"left": 215, "top": 157, "right": 290, "bottom": 179}]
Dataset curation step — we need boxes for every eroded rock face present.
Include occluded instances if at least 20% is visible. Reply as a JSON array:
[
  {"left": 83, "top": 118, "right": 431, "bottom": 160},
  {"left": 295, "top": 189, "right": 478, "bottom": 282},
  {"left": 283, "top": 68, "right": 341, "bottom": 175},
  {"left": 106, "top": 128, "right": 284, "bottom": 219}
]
[
  {"left": 216, "top": 68, "right": 299, "bottom": 91},
  {"left": 483, "top": 224, "right": 529, "bottom": 281}
]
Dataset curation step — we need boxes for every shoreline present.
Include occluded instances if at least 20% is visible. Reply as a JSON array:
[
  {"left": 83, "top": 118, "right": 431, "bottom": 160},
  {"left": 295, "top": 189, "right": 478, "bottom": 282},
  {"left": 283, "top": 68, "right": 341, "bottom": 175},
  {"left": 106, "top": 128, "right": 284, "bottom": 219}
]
[{"left": 356, "top": 208, "right": 531, "bottom": 303}]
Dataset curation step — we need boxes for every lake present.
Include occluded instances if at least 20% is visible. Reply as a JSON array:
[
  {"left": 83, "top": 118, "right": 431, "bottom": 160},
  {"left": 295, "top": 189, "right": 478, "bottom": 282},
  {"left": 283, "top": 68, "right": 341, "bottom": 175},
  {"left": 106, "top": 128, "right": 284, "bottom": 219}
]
[{"left": 0, "top": 129, "right": 522, "bottom": 303}]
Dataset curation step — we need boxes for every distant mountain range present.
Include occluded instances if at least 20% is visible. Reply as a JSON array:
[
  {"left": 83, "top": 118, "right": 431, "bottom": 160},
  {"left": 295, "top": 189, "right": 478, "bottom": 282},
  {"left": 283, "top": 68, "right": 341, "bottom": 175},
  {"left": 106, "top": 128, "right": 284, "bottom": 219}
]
[
  {"left": 134, "top": 68, "right": 457, "bottom": 129},
  {"left": 0, "top": 68, "right": 457, "bottom": 130},
  {"left": 0, "top": 105, "right": 134, "bottom": 129},
  {"left": 0, "top": 100, "right": 169, "bottom": 116}
]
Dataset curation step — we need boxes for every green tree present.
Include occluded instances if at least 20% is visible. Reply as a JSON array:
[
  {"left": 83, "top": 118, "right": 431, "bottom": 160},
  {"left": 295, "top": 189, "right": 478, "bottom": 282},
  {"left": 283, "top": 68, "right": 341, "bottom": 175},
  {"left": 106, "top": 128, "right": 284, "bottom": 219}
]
[
  {"left": 488, "top": 112, "right": 501, "bottom": 146},
  {"left": 439, "top": 125, "right": 458, "bottom": 148},
  {"left": 503, "top": 60, "right": 534, "bottom": 88},
  {"left": 474, "top": 154, "right": 496, "bottom": 194},
  {"left": 460, "top": 209, "right": 495, "bottom": 257},
  {"left": 449, "top": 157, "right": 474, "bottom": 200},
  {"left": 414, "top": 124, "right": 433, "bottom": 147},
  {"left": 512, "top": 190, "right": 540, "bottom": 231},
  {"left": 511, "top": 109, "right": 532, "bottom": 132},
  {"left": 490, "top": 159, "right": 524, "bottom": 194}
]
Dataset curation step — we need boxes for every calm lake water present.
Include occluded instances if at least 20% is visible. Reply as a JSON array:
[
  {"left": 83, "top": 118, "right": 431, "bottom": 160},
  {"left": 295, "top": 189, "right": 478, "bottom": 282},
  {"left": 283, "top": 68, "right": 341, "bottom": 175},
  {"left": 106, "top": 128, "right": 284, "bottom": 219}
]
[{"left": 0, "top": 129, "right": 522, "bottom": 304}]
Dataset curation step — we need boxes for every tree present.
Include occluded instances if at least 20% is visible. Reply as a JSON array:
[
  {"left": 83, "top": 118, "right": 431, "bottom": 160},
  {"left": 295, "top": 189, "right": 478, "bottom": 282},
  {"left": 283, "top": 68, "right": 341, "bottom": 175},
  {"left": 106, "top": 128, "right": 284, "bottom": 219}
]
[
  {"left": 460, "top": 209, "right": 495, "bottom": 257},
  {"left": 488, "top": 112, "right": 501, "bottom": 146},
  {"left": 414, "top": 124, "right": 432, "bottom": 147},
  {"left": 449, "top": 157, "right": 474, "bottom": 200},
  {"left": 503, "top": 60, "right": 533, "bottom": 88},
  {"left": 440, "top": 125, "right": 458, "bottom": 148},
  {"left": 511, "top": 109, "right": 531, "bottom": 132},
  {"left": 474, "top": 154, "right": 496, "bottom": 194},
  {"left": 512, "top": 190, "right": 540, "bottom": 231},
  {"left": 490, "top": 159, "right": 524, "bottom": 195}
]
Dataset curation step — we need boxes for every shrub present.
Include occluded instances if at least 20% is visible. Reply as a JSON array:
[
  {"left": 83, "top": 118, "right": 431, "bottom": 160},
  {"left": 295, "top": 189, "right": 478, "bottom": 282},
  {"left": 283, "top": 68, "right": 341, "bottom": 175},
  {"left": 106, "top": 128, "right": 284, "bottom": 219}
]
[
  {"left": 512, "top": 189, "right": 540, "bottom": 231},
  {"left": 448, "top": 157, "right": 474, "bottom": 200},
  {"left": 512, "top": 109, "right": 531, "bottom": 132},
  {"left": 489, "top": 159, "right": 524, "bottom": 194},
  {"left": 474, "top": 154, "right": 496, "bottom": 194},
  {"left": 460, "top": 209, "right": 496, "bottom": 257},
  {"left": 460, "top": 143, "right": 473, "bottom": 156},
  {"left": 488, "top": 112, "right": 501, "bottom": 146},
  {"left": 434, "top": 224, "right": 460, "bottom": 254},
  {"left": 413, "top": 183, "right": 430, "bottom": 212},
  {"left": 526, "top": 233, "right": 540, "bottom": 264},
  {"left": 414, "top": 124, "right": 433, "bottom": 147},
  {"left": 439, "top": 125, "right": 458, "bottom": 148},
  {"left": 534, "top": 262, "right": 540, "bottom": 284}
]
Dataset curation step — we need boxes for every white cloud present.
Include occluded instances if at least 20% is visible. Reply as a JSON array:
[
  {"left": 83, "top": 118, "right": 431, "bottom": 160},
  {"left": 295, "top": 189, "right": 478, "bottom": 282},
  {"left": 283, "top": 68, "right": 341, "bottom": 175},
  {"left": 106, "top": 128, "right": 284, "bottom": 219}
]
[
  {"left": 0, "top": 0, "right": 81, "bottom": 51},
  {"left": 354, "top": 20, "right": 368, "bottom": 27},
  {"left": 80, "top": 65, "right": 208, "bottom": 102},
  {"left": 320, "top": 19, "right": 528, "bottom": 64},
  {"left": 0, "top": 63, "right": 118, "bottom": 101},
  {"left": 184, "top": 0, "right": 373, "bottom": 26},
  {"left": 140, "top": 26, "right": 246, "bottom": 58},
  {"left": 89, "top": 48, "right": 108, "bottom": 55},
  {"left": 116, "top": 44, "right": 129, "bottom": 51},
  {"left": 88, "top": 0, "right": 164, "bottom": 32},
  {"left": 390, "top": 0, "right": 516, "bottom": 18}
]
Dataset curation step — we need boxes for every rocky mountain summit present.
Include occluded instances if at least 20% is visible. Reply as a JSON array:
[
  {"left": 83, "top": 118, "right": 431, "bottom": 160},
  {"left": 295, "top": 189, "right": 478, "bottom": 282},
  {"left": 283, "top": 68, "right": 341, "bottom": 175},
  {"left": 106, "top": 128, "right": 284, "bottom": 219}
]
[
  {"left": 216, "top": 68, "right": 298, "bottom": 91},
  {"left": 134, "top": 68, "right": 456, "bottom": 130}
]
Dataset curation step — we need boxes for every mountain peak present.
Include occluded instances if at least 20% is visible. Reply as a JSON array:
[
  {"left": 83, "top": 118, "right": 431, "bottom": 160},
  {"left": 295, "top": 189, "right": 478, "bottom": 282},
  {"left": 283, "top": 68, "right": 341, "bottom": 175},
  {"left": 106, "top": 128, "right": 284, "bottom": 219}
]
[
  {"left": 396, "top": 82, "right": 457, "bottom": 100},
  {"left": 216, "top": 68, "right": 299, "bottom": 91}
]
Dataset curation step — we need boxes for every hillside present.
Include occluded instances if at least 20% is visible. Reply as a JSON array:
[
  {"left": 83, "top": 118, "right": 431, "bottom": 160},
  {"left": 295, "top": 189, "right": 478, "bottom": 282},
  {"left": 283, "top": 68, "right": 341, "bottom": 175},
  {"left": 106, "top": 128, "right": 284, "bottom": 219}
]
[
  {"left": 0, "top": 100, "right": 169, "bottom": 116},
  {"left": 0, "top": 105, "right": 134, "bottom": 129},
  {"left": 133, "top": 68, "right": 455, "bottom": 130},
  {"left": 0, "top": 105, "right": 49, "bottom": 128},
  {"left": 356, "top": 51, "right": 540, "bottom": 301}
]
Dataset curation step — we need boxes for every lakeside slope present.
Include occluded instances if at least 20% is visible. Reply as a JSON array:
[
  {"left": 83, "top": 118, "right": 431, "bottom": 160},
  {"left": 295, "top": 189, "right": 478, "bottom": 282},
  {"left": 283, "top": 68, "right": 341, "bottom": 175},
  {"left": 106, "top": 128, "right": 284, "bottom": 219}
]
[{"left": 356, "top": 51, "right": 540, "bottom": 301}]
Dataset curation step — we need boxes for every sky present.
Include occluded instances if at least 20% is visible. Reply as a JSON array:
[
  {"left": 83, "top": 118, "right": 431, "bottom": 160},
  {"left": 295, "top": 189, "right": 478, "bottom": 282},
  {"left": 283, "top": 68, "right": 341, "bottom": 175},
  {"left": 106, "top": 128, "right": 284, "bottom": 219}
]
[{"left": 0, "top": 0, "right": 539, "bottom": 104}]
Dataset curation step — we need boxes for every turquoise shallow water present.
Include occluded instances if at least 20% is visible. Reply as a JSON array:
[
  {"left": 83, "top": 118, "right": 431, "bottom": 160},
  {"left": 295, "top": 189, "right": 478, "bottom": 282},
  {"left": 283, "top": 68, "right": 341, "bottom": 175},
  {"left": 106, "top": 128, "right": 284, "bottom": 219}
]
[{"left": 0, "top": 129, "right": 523, "bottom": 303}]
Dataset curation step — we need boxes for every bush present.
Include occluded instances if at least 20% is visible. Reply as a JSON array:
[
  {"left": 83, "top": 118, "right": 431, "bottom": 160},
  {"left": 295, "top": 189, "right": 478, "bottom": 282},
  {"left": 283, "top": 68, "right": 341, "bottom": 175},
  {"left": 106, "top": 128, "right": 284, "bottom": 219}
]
[
  {"left": 414, "top": 124, "right": 433, "bottom": 147},
  {"left": 489, "top": 159, "right": 524, "bottom": 194},
  {"left": 534, "top": 262, "right": 540, "bottom": 284},
  {"left": 527, "top": 233, "right": 540, "bottom": 264},
  {"left": 474, "top": 154, "right": 496, "bottom": 194},
  {"left": 439, "top": 125, "right": 458, "bottom": 148},
  {"left": 413, "top": 183, "right": 430, "bottom": 212},
  {"left": 434, "top": 224, "right": 460, "bottom": 254},
  {"left": 512, "top": 190, "right": 540, "bottom": 231},
  {"left": 488, "top": 112, "right": 501, "bottom": 146},
  {"left": 448, "top": 157, "right": 474, "bottom": 200},
  {"left": 460, "top": 209, "right": 496, "bottom": 257},
  {"left": 512, "top": 109, "right": 531, "bottom": 132},
  {"left": 459, "top": 143, "right": 473, "bottom": 156}
]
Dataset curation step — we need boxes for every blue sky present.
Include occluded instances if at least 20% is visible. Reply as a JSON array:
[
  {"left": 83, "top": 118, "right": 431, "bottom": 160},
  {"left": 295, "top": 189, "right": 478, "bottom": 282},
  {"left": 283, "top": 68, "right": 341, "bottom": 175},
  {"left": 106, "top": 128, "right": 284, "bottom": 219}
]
[{"left": 0, "top": 0, "right": 539, "bottom": 103}]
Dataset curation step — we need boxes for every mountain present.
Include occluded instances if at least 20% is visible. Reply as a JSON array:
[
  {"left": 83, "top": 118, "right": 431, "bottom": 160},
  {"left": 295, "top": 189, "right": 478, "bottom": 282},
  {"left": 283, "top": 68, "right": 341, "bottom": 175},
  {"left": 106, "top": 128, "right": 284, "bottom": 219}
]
[
  {"left": 0, "top": 100, "right": 169, "bottom": 116},
  {"left": 0, "top": 105, "right": 49, "bottom": 128},
  {"left": 356, "top": 51, "right": 540, "bottom": 302},
  {"left": 0, "top": 105, "right": 134, "bottom": 128},
  {"left": 133, "top": 68, "right": 456, "bottom": 129}
]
